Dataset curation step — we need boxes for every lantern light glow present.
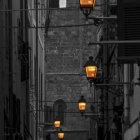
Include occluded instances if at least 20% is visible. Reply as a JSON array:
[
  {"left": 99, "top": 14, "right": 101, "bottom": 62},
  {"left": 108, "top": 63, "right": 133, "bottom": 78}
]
[
  {"left": 85, "top": 66, "right": 97, "bottom": 78},
  {"left": 78, "top": 96, "right": 87, "bottom": 115},
  {"left": 79, "top": 102, "right": 86, "bottom": 111},
  {"left": 54, "top": 120, "right": 61, "bottom": 128},
  {"left": 58, "top": 132, "right": 64, "bottom": 139},
  {"left": 80, "top": 0, "right": 96, "bottom": 8},
  {"left": 84, "top": 56, "right": 98, "bottom": 83},
  {"left": 57, "top": 129, "right": 65, "bottom": 140}
]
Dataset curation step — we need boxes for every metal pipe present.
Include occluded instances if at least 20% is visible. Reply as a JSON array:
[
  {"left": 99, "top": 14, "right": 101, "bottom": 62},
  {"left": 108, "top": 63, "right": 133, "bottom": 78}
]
[
  {"left": 95, "top": 83, "right": 129, "bottom": 86},
  {"left": 89, "top": 40, "right": 140, "bottom": 45},
  {"left": 88, "top": 15, "right": 117, "bottom": 20},
  {"left": 35, "top": 0, "right": 38, "bottom": 139}
]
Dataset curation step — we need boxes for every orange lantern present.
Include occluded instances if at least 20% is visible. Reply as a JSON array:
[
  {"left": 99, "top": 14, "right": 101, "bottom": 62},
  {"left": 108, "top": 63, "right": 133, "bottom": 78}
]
[
  {"left": 57, "top": 129, "right": 64, "bottom": 140},
  {"left": 79, "top": 0, "right": 96, "bottom": 17},
  {"left": 78, "top": 96, "right": 87, "bottom": 115},
  {"left": 80, "top": 0, "right": 96, "bottom": 8},
  {"left": 54, "top": 117, "right": 61, "bottom": 129},
  {"left": 84, "top": 56, "right": 98, "bottom": 83}
]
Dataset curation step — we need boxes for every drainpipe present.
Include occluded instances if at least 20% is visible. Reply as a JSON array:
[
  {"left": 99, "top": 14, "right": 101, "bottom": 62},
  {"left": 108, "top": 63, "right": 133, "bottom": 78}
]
[
  {"left": 35, "top": 0, "right": 39, "bottom": 139},
  {"left": 124, "top": 64, "right": 130, "bottom": 128}
]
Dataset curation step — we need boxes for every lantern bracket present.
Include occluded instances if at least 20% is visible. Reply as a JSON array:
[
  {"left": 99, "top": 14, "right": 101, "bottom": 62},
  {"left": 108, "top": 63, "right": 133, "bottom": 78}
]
[
  {"left": 87, "top": 16, "right": 104, "bottom": 26},
  {"left": 82, "top": 8, "right": 92, "bottom": 18}
]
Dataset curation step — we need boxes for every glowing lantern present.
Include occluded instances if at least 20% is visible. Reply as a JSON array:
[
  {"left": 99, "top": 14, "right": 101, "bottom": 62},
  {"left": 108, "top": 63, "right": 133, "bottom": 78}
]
[
  {"left": 79, "top": 0, "right": 96, "bottom": 17},
  {"left": 57, "top": 129, "right": 64, "bottom": 140},
  {"left": 80, "top": 0, "right": 96, "bottom": 8},
  {"left": 84, "top": 56, "right": 98, "bottom": 83},
  {"left": 54, "top": 117, "right": 61, "bottom": 129},
  {"left": 78, "top": 95, "right": 87, "bottom": 115}
]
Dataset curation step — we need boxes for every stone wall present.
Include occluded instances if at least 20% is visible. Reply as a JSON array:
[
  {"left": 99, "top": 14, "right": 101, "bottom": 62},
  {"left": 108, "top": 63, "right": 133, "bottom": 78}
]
[{"left": 45, "top": 0, "right": 100, "bottom": 140}]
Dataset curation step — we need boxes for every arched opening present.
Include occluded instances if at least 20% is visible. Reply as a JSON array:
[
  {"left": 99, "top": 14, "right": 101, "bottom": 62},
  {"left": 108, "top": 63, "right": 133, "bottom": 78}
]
[{"left": 53, "top": 99, "right": 66, "bottom": 125}]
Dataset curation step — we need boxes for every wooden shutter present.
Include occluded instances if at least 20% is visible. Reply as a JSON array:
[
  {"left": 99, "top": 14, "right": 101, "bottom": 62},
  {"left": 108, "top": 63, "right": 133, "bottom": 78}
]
[{"left": 118, "top": 0, "right": 140, "bottom": 63}]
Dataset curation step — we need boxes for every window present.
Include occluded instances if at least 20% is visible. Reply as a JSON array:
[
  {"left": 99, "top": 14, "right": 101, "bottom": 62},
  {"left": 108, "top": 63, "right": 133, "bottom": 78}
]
[
  {"left": 128, "top": 64, "right": 134, "bottom": 95},
  {"left": 109, "top": 4, "right": 117, "bottom": 15},
  {"left": 44, "top": 106, "right": 53, "bottom": 123},
  {"left": 53, "top": 99, "right": 66, "bottom": 125},
  {"left": 12, "top": 95, "right": 20, "bottom": 132},
  {"left": 20, "top": 42, "right": 29, "bottom": 81},
  {"left": 118, "top": 1, "right": 140, "bottom": 63},
  {"left": 49, "top": 0, "right": 59, "bottom": 8}
]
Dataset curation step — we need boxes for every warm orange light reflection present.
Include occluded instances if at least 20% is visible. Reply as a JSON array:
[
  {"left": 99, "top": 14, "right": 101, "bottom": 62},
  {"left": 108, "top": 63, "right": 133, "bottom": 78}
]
[
  {"left": 80, "top": 0, "right": 96, "bottom": 7},
  {"left": 54, "top": 120, "right": 61, "bottom": 128},
  {"left": 58, "top": 132, "right": 64, "bottom": 139},
  {"left": 79, "top": 102, "right": 86, "bottom": 111},
  {"left": 85, "top": 66, "right": 97, "bottom": 78}
]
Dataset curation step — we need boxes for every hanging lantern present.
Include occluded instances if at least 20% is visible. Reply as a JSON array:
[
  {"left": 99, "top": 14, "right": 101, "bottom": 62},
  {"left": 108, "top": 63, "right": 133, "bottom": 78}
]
[
  {"left": 54, "top": 117, "right": 61, "bottom": 129},
  {"left": 84, "top": 56, "right": 98, "bottom": 83},
  {"left": 80, "top": 0, "right": 96, "bottom": 8},
  {"left": 79, "top": 0, "right": 96, "bottom": 17},
  {"left": 57, "top": 129, "right": 64, "bottom": 140},
  {"left": 78, "top": 95, "right": 87, "bottom": 115}
]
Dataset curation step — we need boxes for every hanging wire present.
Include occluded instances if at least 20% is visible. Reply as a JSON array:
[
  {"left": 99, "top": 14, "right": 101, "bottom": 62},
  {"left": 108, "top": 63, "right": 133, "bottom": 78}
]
[
  {"left": 30, "top": 100, "right": 101, "bottom": 104},
  {"left": 0, "top": 3, "right": 117, "bottom": 12},
  {"left": 0, "top": 8, "right": 80, "bottom": 12},
  {"left": 29, "top": 110, "right": 96, "bottom": 114},
  {"left": 0, "top": 22, "right": 98, "bottom": 29}
]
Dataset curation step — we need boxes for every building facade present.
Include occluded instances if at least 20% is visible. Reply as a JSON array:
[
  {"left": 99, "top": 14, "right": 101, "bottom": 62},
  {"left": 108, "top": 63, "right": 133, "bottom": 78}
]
[
  {"left": 0, "top": 0, "right": 11, "bottom": 139},
  {"left": 0, "top": 0, "right": 30, "bottom": 139},
  {"left": 96, "top": 0, "right": 140, "bottom": 140},
  {"left": 27, "top": 0, "right": 46, "bottom": 139},
  {"left": 0, "top": 0, "right": 46, "bottom": 139},
  {"left": 1, "top": 0, "right": 140, "bottom": 140},
  {"left": 117, "top": 0, "right": 140, "bottom": 140}
]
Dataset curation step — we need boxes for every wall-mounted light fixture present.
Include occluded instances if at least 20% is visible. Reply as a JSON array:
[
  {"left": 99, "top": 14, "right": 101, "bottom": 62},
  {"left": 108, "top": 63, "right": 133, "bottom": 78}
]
[
  {"left": 57, "top": 128, "right": 65, "bottom": 140},
  {"left": 54, "top": 117, "right": 61, "bottom": 129},
  {"left": 84, "top": 56, "right": 98, "bottom": 85},
  {"left": 78, "top": 95, "right": 87, "bottom": 116},
  {"left": 79, "top": 0, "right": 96, "bottom": 17},
  {"left": 79, "top": 0, "right": 117, "bottom": 26}
]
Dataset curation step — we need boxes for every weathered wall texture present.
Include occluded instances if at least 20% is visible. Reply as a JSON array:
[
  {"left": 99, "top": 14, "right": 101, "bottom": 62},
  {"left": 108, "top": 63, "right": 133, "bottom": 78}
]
[{"left": 45, "top": 0, "right": 100, "bottom": 140}]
